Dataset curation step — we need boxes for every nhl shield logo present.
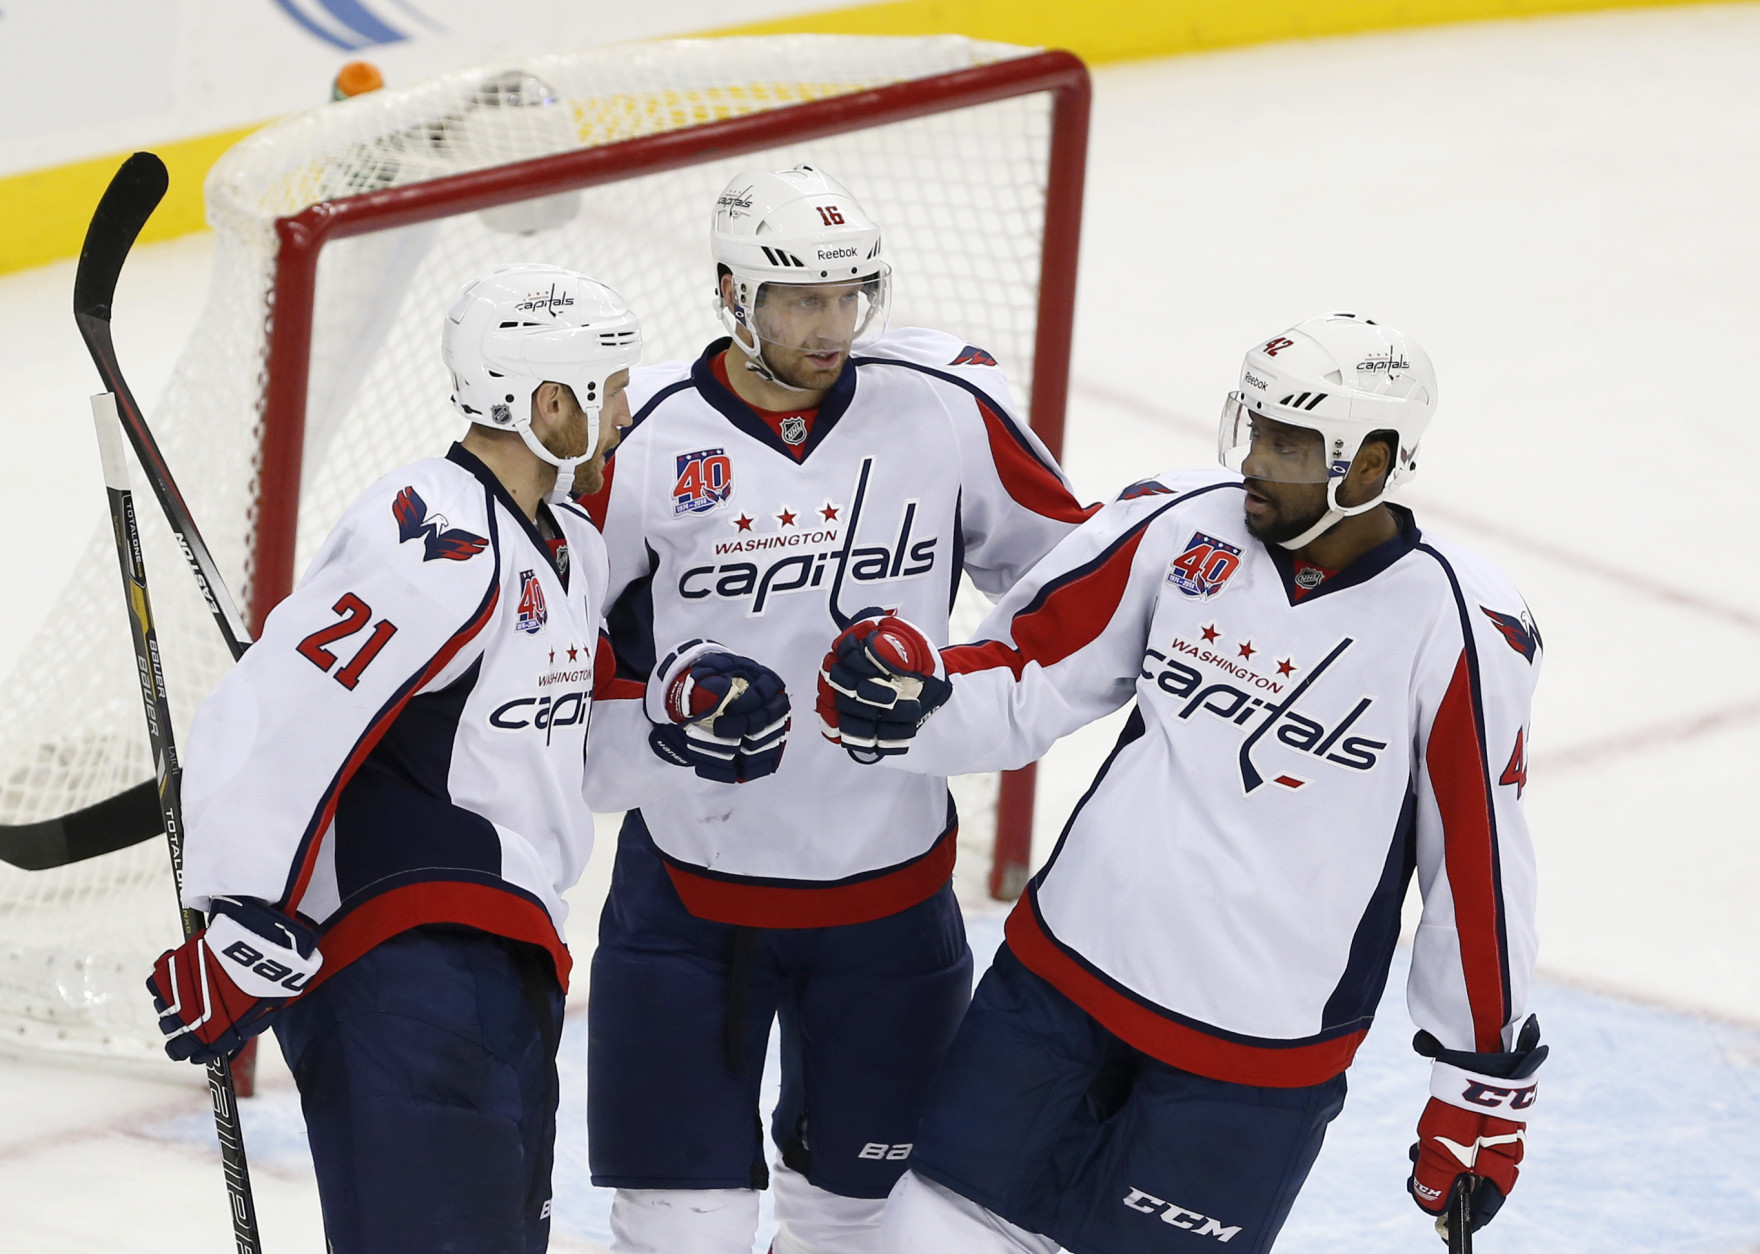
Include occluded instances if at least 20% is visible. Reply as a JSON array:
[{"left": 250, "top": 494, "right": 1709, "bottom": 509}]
[
  {"left": 1167, "top": 531, "right": 1244, "bottom": 600},
  {"left": 516, "top": 569, "right": 548, "bottom": 635},
  {"left": 673, "top": 448, "right": 734, "bottom": 515},
  {"left": 779, "top": 415, "right": 808, "bottom": 446}
]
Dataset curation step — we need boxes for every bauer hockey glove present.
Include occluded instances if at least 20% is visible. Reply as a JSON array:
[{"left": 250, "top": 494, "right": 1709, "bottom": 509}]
[
  {"left": 647, "top": 640, "right": 791, "bottom": 784},
  {"left": 146, "top": 895, "right": 322, "bottom": 1065},
  {"left": 818, "top": 608, "right": 951, "bottom": 764},
  {"left": 1407, "top": 1014, "right": 1546, "bottom": 1239}
]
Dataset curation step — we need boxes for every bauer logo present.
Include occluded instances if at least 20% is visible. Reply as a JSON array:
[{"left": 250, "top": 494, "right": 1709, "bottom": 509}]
[
  {"left": 673, "top": 448, "right": 735, "bottom": 515},
  {"left": 1167, "top": 532, "right": 1243, "bottom": 600},
  {"left": 516, "top": 569, "right": 548, "bottom": 635}
]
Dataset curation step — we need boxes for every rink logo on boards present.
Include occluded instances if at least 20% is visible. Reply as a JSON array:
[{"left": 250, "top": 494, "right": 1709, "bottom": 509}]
[
  {"left": 1167, "top": 531, "right": 1244, "bottom": 601},
  {"left": 516, "top": 569, "right": 548, "bottom": 635},
  {"left": 1121, "top": 1189, "right": 1242, "bottom": 1242},
  {"left": 392, "top": 486, "right": 488, "bottom": 562},
  {"left": 1142, "top": 634, "right": 1388, "bottom": 792},
  {"left": 674, "top": 448, "right": 735, "bottom": 515}
]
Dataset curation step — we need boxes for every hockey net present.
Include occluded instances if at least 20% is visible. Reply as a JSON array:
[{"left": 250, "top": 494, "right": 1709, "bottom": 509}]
[{"left": 0, "top": 35, "right": 1087, "bottom": 1060}]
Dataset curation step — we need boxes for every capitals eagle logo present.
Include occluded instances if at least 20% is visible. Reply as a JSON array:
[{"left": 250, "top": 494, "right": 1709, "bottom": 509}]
[{"left": 392, "top": 487, "right": 489, "bottom": 562}]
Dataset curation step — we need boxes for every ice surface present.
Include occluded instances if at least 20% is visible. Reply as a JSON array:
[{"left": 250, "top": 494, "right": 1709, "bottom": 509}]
[{"left": 3, "top": 5, "right": 1759, "bottom": 1250}]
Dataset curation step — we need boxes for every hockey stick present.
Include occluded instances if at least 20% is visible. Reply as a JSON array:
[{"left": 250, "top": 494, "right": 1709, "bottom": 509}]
[
  {"left": 92, "top": 392, "right": 263, "bottom": 1254},
  {"left": 74, "top": 152, "right": 253, "bottom": 662},
  {"left": 4, "top": 153, "right": 264, "bottom": 873},
  {"left": 1441, "top": 1176, "right": 1476, "bottom": 1253}
]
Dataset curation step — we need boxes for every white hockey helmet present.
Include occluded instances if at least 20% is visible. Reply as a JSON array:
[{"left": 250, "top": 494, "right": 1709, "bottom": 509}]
[
  {"left": 711, "top": 164, "right": 890, "bottom": 381},
  {"left": 1218, "top": 312, "right": 1437, "bottom": 549},
  {"left": 442, "top": 263, "right": 641, "bottom": 472}
]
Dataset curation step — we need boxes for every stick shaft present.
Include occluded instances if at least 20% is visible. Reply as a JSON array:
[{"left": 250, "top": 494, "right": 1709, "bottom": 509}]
[{"left": 93, "top": 393, "right": 263, "bottom": 1254}]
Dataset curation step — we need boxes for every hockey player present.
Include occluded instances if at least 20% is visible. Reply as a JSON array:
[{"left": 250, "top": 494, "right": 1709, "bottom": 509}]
[
  {"left": 577, "top": 165, "right": 1093, "bottom": 1254},
  {"left": 819, "top": 314, "right": 1546, "bottom": 1254},
  {"left": 144, "top": 264, "right": 687, "bottom": 1253}
]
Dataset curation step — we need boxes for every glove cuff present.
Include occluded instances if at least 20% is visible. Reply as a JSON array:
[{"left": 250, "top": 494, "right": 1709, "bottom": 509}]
[
  {"left": 1428, "top": 1058, "right": 1539, "bottom": 1118},
  {"left": 645, "top": 638, "right": 726, "bottom": 724}
]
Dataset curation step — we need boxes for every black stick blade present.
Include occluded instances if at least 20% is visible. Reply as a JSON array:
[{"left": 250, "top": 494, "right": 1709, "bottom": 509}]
[
  {"left": 0, "top": 780, "right": 162, "bottom": 870},
  {"left": 74, "top": 152, "right": 169, "bottom": 324}
]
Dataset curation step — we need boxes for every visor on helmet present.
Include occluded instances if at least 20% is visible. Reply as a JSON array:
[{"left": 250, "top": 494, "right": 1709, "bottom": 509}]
[
  {"left": 1218, "top": 393, "right": 1336, "bottom": 485},
  {"left": 728, "top": 268, "right": 891, "bottom": 361}
]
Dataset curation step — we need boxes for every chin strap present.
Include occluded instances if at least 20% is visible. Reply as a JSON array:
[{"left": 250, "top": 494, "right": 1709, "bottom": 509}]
[{"left": 1277, "top": 478, "right": 1386, "bottom": 550}]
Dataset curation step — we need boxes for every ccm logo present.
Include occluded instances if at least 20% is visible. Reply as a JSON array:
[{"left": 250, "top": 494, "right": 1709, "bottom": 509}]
[
  {"left": 220, "top": 941, "right": 311, "bottom": 992},
  {"left": 857, "top": 1142, "right": 912, "bottom": 1161},
  {"left": 1462, "top": 1080, "right": 1537, "bottom": 1111},
  {"left": 1121, "top": 1189, "right": 1241, "bottom": 1243}
]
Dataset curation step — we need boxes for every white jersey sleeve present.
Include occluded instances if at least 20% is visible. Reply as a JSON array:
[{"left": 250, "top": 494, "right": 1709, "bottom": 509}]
[
  {"left": 181, "top": 468, "right": 503, "bottom": 913},
  {"left": 859, "top": 328, "right": 1092, "bottom": 599},
  {"left": 1406, "top": 542, "right": 1543, "bottom": 1054},
  {"left": 892, "top": 477, "right": 1212, "bottom": 774}
]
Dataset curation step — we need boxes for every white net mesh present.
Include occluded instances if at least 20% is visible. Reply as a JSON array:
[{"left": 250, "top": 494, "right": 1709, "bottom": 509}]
[{"left": 0, "top": 35, "right": 1062, "bottom": 1057}]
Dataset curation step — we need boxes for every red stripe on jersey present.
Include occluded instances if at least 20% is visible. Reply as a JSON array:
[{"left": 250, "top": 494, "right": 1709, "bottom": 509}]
[
  {"left": 662, "top": 825, "right": 957, "bottom": 929},
  {"left": 975, "top": 400, "right": 1093, "bottom": 525},
  {"left": 576, "top": 456, "right": 613, "bottom": 531},
  {"left": 1005, "top": 893, "right": 1368, "bottom": 1087},
  {"left": 281, "top": 582, "right": 501, "bottom": 913},
  {"left": 1426, "top": 650, "right": 1509, "bottom": 1051},
  {"left": 593, "top": 632, "right": 644, "bottom": 702},
  {"left": 308, "top": 880, "right": 572, "bottom": 993},
  {"left": 944, "top": 526, "right": 1149, "bottom": 679}
]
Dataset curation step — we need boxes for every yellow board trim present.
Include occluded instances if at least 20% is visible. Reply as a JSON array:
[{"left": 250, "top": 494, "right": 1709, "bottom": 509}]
[
  {"left": 0, "top": 0, "right": 1721, "bottom": 276},
  {"left": 703, "top": 0, "right": 1718, "bottom": 62},
  {"left": 0, "top": 125, "right": 258, "bottom": 277}
]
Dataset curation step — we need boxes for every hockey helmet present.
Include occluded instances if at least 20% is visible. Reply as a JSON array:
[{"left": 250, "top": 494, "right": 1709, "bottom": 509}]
[
  {"left": 442, "top": 263, "right": 641, "bottom": 473},
  {"left": 711, "top": 164, "right": 890, "bottom": 380},
  {"left": 1218, "top": 312, "right": 1437, "bottom": 548}
]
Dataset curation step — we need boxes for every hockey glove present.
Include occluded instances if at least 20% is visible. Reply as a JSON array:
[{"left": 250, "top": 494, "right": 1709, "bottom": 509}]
[
  {"left": 647, "top": 641, "right": 791, "bottom": 784},
  {"left": 146, "top": 895, "right": 322, "bottom": 1065},
  {"left": 817, "top": 608, "right": 951, "bottom": 764},
  {"left": 1407, "top": 1014, "right": 1546, "bottom": 1240}
]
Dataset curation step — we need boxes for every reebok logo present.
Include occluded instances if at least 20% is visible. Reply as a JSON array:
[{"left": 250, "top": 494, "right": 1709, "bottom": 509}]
[{"left": 1121, "top": 1189, "right": 1241, "bottom": 1242}]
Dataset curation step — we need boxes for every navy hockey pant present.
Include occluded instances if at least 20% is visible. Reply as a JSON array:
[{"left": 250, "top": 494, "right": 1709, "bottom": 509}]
[
  {"left": 273, "top": 924, "right": 566, "bottom": 1254},
  {"left": 587, "top": 812, "right": 973, "bottom": 1199},
  {"left": 908, "top": 944, "right": 1347, "bottom": 1254}
]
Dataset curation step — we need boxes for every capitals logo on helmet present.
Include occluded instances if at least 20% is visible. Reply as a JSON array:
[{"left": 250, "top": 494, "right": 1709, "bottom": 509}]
[{"left": 442, "top": 263, "right": 642, "bottom": 474}]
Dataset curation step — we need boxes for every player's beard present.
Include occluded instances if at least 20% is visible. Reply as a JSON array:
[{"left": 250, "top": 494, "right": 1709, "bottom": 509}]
[
  {"left": 1243, "top": 480, "right": 1328, "bottom": 545},
  {"left": 573, "top": 455, "right": 606, "bottom": 497},
  {"left": 758, "top": 342, "right": 847, "bottom": 391}
]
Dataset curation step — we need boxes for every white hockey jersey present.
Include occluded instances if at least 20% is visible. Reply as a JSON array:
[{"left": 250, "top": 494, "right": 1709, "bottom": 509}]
[
  {"left": 579, "top": 330, "right": 1090, "bottom": 927},
  {"left": 181, "top": 445, "right": 620, "bottom": 991},
  {"left": 889, "top": 470, "right": 1541, "bottom": 1086}
]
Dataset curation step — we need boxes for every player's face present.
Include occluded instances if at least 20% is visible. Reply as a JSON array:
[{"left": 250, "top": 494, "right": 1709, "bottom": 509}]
[
  {"left": 1240, "top": 417, "right": 1330, "bottom": 543},
  {"left": 752, "top": 281, "right": 866, "bottom": 390},
  {"left": 573, "top": 370, "right": 632, "bottom": 496}
]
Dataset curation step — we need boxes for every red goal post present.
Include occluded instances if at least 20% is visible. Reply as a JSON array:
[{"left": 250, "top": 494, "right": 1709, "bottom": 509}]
[{"left": 253, "top": 46, "right": 1089, "bottom": 900}]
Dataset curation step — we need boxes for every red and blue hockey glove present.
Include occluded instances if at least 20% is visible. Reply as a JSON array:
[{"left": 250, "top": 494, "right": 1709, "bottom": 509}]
[
  {"left": 146, "top": 895, "right": 322, "bottom": 1065},
  {"left": 647, "top": 640, "right": 790, "bottom": 784},
  {"left": 1407, "top": 1015, "right": 1546, "bottom": 1240},
  {"left": 817, "top": 608, "right": 951, "bottom": 764}
]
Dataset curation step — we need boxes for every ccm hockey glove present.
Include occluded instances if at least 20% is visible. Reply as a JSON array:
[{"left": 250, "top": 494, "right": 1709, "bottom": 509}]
[
  {"left": 1408, "top": 1015, "right": 1546, "bottom": 1238},
  {"left": 647, "top": 640, "right": 791, "bottom": 784},
  {"left": 146, "top": 895, "right": 322, "bottom": 1065},
  {"left": 818, "top": 608, "right": 951, "bottom": 764}
]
